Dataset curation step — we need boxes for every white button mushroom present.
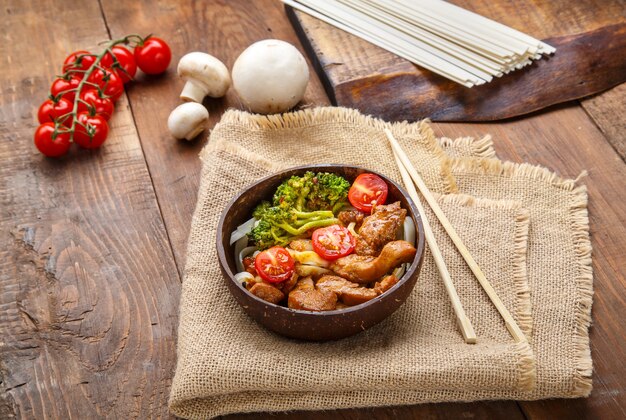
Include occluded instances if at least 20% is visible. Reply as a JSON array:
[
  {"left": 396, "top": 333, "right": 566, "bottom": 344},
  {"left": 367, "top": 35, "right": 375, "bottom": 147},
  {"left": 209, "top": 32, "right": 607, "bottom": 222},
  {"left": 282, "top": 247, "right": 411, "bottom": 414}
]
[
  {"left": 177, "top": 52, "right": 231, "bottom": 103},
  {"left": 167, "top": 102, "right": 209, "bottom": 141},
  {"left": 232, "top": 39, "right": 309, "bottom": 114}
]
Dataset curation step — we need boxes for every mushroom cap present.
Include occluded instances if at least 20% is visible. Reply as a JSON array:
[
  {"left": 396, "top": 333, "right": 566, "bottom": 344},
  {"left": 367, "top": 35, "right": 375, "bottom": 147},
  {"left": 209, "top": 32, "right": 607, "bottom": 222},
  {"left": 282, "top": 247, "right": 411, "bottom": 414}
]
[
  {"left": 167, "top": 102, "right": 209, "bottom": 140},
  {"left": 232, "top": 39, "right": 309, "bottom": 114},
  {"left": 177, "top": 52, "right": 231, "bottom": 98}
]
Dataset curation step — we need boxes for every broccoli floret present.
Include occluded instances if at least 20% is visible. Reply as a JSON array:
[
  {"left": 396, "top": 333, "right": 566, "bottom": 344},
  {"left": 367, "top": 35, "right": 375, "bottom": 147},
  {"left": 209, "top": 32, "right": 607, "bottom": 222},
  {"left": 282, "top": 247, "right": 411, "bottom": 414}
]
[
  {"left": 273, "top": 171, "right": 315, "bottom": 211},
  {"left": 252, "top": 201, "right": 272, "bottom": 220},
  {"left": 249, "top": 172, "right": 349, "bottom": 249},
  {"left": 249, "top": 219, "right": 289, "bottom": 249},
  {"left": 306, "top": 172, "right": 350, "bottom": 212}
]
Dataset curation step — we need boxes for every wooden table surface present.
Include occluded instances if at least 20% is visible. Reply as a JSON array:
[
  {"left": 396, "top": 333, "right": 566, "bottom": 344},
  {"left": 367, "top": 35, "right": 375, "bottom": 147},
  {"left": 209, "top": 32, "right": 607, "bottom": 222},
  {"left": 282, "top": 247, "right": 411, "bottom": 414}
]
[{"left": 1, "top": 1, "right": 624, "bottom": 419}]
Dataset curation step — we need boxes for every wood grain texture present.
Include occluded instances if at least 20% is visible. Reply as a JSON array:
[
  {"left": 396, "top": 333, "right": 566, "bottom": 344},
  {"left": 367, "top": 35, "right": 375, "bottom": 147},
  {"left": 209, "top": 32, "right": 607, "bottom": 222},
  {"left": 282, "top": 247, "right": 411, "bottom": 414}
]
[
  {"left": 287, "top": 0, "right": 626, "bottom": 121},
  {"left": 0, "top": 0, "right": 180, "bottom": 418},
  {"left": 2, "top": 0, "right": 625, "bottom": 419},
  {"left": 430, "top": 103, "right": 626, "bottom": 419},
  {"left": 328, "top": 24, "right": 626, "bottom": 121},
  {"left": 99, "top": 0, "right": 330, "bottom": 277},
  {"left": 581, "top": 84, "right": 626, "bottom": 162}
]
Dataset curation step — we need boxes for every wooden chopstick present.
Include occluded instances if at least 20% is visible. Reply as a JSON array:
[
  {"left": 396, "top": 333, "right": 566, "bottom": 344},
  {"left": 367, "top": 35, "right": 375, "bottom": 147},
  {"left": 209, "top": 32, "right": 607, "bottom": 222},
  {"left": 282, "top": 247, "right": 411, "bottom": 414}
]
[
  {"left": 385, "top": 129, "right": 527, "bottom": 343},
  {"left": 392, "top": 148, "right": 477, "bottom": 344}
]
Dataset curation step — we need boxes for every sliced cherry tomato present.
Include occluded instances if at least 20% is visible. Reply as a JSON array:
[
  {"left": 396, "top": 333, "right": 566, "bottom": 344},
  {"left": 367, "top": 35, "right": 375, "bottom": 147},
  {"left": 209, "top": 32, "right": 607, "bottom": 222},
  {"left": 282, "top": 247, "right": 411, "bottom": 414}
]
[
  {"left": 62, "top": 50, "right": 96, "bottom": 77},
  {"left": 77, "top": 89, "right": 114, "bottom": 120},
  {"left": 37, "top": 97, "right": 73, "bottom": 126},
  {"left": 87, "top": 69, "right": 124, "bottom": 102},
  {"left": 34, "top": 123, "right": 71, "bottom": 157},
  {"left": 254, "top": 246, "right": 295, "bottom": 284},
  {"left": 50, "top": 76, "right": 80, "bottom": 102},
  {"left": 74, "top": 112, "right": 109, "bottom": 149},
  {"left": 134, "top": 36, "right": 171, "bottom": 75},
  {"left": 312, "top": 225, "right": 355, "bottom": 260},
  {"left": 348, "top": 173, "right": 388, "bottom": 213},
  {"left": 101, "top": 46, "right": 137, "bottom": 83}
]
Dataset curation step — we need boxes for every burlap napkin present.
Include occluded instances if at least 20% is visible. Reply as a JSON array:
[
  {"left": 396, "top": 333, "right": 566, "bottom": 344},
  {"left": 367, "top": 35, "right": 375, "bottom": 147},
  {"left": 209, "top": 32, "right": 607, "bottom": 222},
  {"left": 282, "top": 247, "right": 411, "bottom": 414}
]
[
  {"left": 441, "top": 157, "right": 593, "bottom": 400},
  {"left": 169, "top": 108, "right": 540, "bottom": 418}
]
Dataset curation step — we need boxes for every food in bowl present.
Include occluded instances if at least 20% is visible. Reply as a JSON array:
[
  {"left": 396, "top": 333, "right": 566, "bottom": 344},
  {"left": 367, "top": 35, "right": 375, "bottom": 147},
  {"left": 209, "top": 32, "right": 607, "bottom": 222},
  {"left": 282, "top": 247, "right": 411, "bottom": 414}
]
[{"left": 229, "top": 171, "right": 418, "bottom": 311}]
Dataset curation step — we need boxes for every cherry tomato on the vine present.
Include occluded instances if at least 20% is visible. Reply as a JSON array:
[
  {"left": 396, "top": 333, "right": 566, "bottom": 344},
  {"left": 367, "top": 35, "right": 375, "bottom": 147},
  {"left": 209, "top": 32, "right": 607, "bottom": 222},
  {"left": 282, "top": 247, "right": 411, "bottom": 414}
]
[
  {"left": 62, "top": 50, "right": 96, "bottom": 77},
  {"left": 134, "top": 37, "right": 171, "bottom": 75},
  {"left": 87, "top": 69, "right": 124, "bottom": 102},
  {"left": 77, "top": 89, "right": 114, "bottom": 120},
  {"left": 50, "top": 76, "right": 81, "bottom": 102},
  {"left": 37, "top": 97, "right": 74, "bottom": 126},
  {"left": 34, "top": 123, "right": 71, "bottom": 157},
  {"left": 348, "top": 173, "right": 389, "bottom": 213},
  {"left": 74, "top": 112, "right": 109, "bottom": 149},
  {"left": 254, "top": 246, "right": 295, "bottom": 284},
  {"left": 101, "top": 46, "right": 137, "bottom": 84}
]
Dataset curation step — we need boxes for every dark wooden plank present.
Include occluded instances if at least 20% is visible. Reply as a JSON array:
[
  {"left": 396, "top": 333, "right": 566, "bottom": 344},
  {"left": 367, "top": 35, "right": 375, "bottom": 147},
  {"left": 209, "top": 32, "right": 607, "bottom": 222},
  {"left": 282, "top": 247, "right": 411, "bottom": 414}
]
[
  {"left": 99, "top": 0, "right": 330, "bottom": 277},
  {"left": 0, "top": 0, "right": 180, "bottom": 418},
  {"left": 287, "top": 0, "right": 626, "bottom": 121},
  {"left": 430, "top": 103, "right": 626, "bottom": 419},
  {"left": 581, "top": 84, "right": 626, "bottom": 162},
  {"left": 327, "top": 24, "right": 626, "bottom": 122}
]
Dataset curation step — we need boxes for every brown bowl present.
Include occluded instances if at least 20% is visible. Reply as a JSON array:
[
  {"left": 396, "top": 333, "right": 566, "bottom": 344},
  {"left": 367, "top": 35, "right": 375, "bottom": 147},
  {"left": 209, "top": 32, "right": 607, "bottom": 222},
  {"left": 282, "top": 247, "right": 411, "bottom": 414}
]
[{"left": 216, "top": 164, "right": 425, "bottom": 341}]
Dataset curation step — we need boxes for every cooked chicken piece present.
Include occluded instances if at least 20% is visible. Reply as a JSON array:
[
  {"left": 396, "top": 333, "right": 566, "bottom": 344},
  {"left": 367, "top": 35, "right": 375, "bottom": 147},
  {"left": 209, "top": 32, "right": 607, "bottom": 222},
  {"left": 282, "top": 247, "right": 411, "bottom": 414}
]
[
  {"left": 289, "top": 239, "right": 314, "bottom": 252},
  {"left": 338, "top": 209, "right": 366, "bottom": 230},
  {"left": 374, "top": 274, "right": 399, "bottom": 294},
  {"left": 330, "top": 240, "right": 416, "bottom": 283},
  {"left": 277, "top": 273, "right": 298, "bottom": 295},
  {"left": 316, "top": 275, "right": 378, "bottom": 306},
  {"left": 288, "top": 276, "right": 337, "bottom": 311},
  {"left": 355, "top": 201, "right": 406, "bottom": 256},
  {"left": 249, "top": 282, "right": 285, "bottom": 304}
]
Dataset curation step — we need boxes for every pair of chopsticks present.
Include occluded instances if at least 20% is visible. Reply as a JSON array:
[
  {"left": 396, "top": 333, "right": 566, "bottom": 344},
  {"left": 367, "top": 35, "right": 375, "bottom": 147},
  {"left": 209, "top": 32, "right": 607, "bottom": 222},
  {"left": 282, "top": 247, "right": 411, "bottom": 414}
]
[{"left": 384, "top": 129, "right": 527, "bottom": 344}]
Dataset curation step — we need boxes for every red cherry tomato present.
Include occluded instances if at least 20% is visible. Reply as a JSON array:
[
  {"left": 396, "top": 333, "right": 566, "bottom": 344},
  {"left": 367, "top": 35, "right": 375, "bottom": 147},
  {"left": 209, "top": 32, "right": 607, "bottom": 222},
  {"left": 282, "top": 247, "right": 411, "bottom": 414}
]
[
  {"left": 50, "top": 76, "right": 80, "bottom": 102},
  {"left": 87, "top": 69, "right": 124, "bottom": 102},
  {"left": 348, "top": 173, "right": 388, "bottom": 213},
  {"left": 62, "top": 50, "right": 96, "bottom": 77},
  {"left": 254, "top": 246, "right": 295, "bottom": 284},
  {"left": 77, "top": 89, "right": 114, "bottom": 120},
  {"left": 74, "top": 112, "right": 109, "bottom": 149},
  {"left": 37, "top": 97, "right": 74, "bottom": 126},
  {"left": 101, "top": 46, "right": 137, "bottom": 83},
  {"left": 312, "top": 225, "right": 355, "bottom": 260},
  {"left": 34, "top": 123, "right": 71, "bottom": 157},
  {"left": 134, "top": 36, "right": 171, "bottom": 75}
]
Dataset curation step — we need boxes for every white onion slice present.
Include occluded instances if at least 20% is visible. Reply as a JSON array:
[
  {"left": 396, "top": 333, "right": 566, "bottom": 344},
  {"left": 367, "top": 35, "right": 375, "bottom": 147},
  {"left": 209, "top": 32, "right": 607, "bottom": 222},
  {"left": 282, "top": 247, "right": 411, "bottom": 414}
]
[
  {"left": 392, "top": 264, "right": 406, "bottom": 279},
  {"left": 234, "top": 272, "right": 254, "bottom": 284},
  {"left": 403, "top": 217, "right": 416, "bottom": 246},
  {"left": 229, "top": 217, "right": 256, "bottom": 245}
]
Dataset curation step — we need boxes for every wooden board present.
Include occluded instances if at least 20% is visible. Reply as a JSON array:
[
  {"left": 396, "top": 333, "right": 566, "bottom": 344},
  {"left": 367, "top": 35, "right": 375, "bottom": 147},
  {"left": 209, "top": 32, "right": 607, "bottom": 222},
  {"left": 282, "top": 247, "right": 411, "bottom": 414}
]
[
  {"left": 1, "top": 0, "right": 625, "bottom": 419},
  {"left": 286, "top": 0, "right": 626, "bottom": 122}
]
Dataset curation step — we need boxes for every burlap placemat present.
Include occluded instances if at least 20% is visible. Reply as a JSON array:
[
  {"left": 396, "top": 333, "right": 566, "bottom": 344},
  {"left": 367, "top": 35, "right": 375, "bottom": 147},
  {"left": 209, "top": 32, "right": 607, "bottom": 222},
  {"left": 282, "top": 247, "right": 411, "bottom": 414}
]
[
  {"left": 438, "top": 135, "right": 497, "bottom": 160},
  {"left": 441, "top": 157, "right": 593, "bottom": 400},
  {"left": 169, "top": 108, "right": 537, "bottom": 418}
]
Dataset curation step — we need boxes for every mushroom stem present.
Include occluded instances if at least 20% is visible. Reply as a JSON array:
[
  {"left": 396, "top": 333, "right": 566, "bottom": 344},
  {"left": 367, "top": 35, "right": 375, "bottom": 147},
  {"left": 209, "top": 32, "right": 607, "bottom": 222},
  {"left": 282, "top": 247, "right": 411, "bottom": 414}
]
[
  {"left": 180, "top": 81, "right": 206, "bottom": 103},
  {"left": 183, "top": 123, "right": 205, "bottom": 141}
]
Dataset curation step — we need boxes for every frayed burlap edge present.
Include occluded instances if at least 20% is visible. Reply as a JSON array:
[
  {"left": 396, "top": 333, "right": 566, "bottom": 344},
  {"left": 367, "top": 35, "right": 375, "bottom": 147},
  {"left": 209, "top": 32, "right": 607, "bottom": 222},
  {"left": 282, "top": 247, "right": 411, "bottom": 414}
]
[
  {"left": 448, "top": 157, "right": 593, "bottom": 396},
  {"left": 436, "top": 193, "right": 533, "bottom": 339},
  {"left": 202, "top": 107, "right": 457, "bottom": 194},
  {"left": 438, "top": 136, "right": 497, "bottom": 159}
]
